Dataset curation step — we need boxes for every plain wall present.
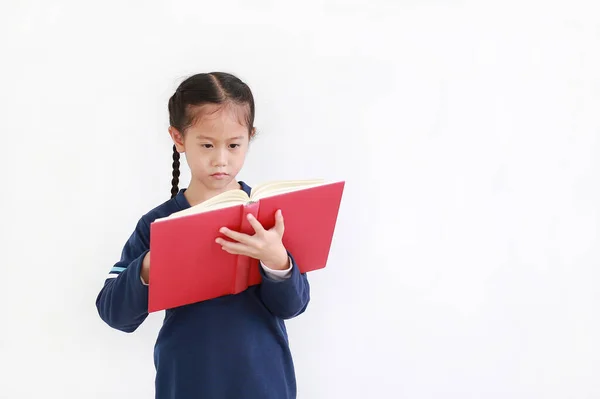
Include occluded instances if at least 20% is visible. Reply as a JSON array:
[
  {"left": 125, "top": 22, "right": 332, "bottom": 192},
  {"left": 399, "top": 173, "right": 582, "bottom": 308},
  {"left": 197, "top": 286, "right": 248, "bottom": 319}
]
[{"left": 1, "top": 1, "right": 599, "bottom": 398}]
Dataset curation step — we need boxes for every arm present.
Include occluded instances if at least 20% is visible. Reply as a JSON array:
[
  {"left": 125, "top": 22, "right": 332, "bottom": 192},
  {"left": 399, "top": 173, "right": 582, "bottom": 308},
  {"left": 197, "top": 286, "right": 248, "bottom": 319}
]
[
  {"left": 95, "top": 218, "right": 150, "bottom": 333},
  {"left": 258, "top": 252, "right": 310, "bottom": 319}
]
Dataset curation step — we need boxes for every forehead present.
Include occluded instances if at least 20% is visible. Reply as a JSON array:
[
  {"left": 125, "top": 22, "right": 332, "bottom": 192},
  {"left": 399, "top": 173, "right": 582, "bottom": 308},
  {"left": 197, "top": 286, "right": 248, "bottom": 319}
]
[{"left": 187, "top": 103, "right": 249, "bottom": 136}]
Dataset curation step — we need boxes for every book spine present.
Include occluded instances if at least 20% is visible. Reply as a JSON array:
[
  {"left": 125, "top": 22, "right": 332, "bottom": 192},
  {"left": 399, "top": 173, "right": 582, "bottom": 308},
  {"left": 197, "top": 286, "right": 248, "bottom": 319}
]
[{"left": 232, "top": 201, "right": 261, "bottom": 294}]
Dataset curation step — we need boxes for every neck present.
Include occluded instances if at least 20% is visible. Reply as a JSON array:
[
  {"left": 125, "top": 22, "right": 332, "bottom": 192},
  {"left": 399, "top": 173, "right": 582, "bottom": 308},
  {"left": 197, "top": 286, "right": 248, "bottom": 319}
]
[{"left": 183, "top": 179, "right": 241, "bottom": 207}]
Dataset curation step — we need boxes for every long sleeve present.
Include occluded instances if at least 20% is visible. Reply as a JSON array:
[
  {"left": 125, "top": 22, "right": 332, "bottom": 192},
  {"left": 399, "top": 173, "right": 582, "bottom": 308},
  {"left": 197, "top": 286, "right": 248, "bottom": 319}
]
[
  {"left": 95, "top": 218, "right": 151, "bottom": 333},
  {"left": 258, "top": 252, "right": 310, "bottom": 319},
  {"left": 260, "top": 258, "right": 292, "bottom": 281}
]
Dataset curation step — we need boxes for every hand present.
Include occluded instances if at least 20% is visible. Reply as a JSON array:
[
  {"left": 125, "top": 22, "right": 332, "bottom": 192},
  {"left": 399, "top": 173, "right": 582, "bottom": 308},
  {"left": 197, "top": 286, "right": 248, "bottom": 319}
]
[
  {"left": 216, "top": 210, "right": 289, "bottom": 270},
  {"left": 141, "top": 251, "right": 151, "bottom": 284}
]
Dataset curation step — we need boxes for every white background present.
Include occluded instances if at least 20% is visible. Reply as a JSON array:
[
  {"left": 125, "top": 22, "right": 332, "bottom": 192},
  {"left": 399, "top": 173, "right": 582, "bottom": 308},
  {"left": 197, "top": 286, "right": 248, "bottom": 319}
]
[{"left": 1, "top": 1, "right": 599, "bottom": 398}]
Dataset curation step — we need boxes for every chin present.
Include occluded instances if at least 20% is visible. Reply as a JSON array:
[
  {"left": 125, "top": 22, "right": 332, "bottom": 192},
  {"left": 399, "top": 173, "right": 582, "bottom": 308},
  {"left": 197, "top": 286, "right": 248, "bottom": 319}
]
[{"left": 204, "top": 177, "right": 236, "bottom": 189}]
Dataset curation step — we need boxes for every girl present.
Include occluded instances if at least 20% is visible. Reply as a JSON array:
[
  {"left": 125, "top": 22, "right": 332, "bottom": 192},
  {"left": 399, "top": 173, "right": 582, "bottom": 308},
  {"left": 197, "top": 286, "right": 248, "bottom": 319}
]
[{"left": 96, "top": 72, "right": 310, "bottom": 399}]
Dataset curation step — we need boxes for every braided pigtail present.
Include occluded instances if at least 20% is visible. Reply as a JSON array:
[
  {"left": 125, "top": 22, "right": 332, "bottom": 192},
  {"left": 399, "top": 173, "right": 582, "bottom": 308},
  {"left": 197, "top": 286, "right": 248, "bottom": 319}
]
[{"left": 171, "top": 144, "right": 180, "bottom": 198}]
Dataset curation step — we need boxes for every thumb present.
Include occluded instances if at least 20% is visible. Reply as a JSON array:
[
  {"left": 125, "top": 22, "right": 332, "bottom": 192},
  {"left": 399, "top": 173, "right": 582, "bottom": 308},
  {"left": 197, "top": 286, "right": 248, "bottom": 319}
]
[{"left": 274, "top": 209, "right": 285, "bottom": 236}]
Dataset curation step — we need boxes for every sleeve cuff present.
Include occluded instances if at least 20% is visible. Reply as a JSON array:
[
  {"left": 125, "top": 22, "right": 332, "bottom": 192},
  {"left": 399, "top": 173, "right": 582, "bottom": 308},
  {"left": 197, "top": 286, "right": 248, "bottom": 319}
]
[{"left": 260, "top": 257, "right": 292, "bottom": 281}]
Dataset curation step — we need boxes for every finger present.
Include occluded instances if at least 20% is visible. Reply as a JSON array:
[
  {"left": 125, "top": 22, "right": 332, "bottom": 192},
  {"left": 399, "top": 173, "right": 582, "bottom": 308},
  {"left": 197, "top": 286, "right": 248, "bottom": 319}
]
[
  {"left": 219, "top": 227, "right": 252, "bottom": 244},
  {"left": 273, "top": 209, "right": 285, "bottom": 236},
  {"left": 217, "top": 239, "right": 255, "bottom": 257},
  {"left": 246, "top": 213, "right": 267, "bottom": 235}
]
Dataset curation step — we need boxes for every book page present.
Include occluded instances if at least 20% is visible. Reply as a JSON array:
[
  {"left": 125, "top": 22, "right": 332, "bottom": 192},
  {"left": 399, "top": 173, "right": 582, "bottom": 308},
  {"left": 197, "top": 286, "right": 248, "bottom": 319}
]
[
  {"left": 157, "top": 189, "right": 250, "bottom": 221},
  {"left": 250, "top": 179, "right": 325, "bottom": 201}
]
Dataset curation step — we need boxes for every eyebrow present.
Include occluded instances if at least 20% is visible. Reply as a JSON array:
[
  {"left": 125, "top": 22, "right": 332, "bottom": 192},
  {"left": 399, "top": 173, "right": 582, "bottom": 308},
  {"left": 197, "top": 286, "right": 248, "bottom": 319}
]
[{"left": 195, "top": 135, "right": 245, "bottom": 140}]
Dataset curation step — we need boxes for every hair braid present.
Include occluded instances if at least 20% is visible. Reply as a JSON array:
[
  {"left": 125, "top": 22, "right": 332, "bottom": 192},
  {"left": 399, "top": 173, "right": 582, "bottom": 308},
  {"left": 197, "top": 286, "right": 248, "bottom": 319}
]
[{"left": 171, "top": 144, "right": 180, "bottom": 198}]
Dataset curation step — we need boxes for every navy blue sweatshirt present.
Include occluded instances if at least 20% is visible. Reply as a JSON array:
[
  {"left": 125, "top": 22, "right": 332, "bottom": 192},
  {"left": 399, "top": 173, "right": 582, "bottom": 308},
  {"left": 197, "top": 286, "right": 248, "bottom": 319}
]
[{"left": 96, "top": 182, "right": 310, "bottom": 399}]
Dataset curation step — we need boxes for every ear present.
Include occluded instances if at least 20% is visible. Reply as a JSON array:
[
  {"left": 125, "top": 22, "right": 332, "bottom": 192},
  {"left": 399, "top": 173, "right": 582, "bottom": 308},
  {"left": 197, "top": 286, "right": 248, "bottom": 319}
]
[
  {"left": 169, "top": 126, "right": 185, "bottom": 153},
  {"left": 250, "top": 127, "right": 257, "bottom": 141}
]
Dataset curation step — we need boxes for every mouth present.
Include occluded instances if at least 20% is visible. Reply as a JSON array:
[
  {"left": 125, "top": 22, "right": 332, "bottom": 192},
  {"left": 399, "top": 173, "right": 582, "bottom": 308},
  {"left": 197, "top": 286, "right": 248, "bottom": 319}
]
[{"left": 210, "top": 172, "right": 229, "bottom": 180}]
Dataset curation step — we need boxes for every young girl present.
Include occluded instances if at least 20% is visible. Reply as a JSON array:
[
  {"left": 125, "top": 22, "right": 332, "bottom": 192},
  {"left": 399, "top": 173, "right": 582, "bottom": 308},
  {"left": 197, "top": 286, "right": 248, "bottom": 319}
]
[{"left": 96, "top": 72, "right": 310, "bottom": 399}]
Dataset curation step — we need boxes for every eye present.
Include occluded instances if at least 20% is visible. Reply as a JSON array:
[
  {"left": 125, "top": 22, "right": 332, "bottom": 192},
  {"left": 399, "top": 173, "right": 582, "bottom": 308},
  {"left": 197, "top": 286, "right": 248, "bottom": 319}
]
[
  {"left": 229, "top": 143, "right": 240, "bottom": 149},
  {"left": 201, "top": 144, "right": 213, "bottom": 149}
]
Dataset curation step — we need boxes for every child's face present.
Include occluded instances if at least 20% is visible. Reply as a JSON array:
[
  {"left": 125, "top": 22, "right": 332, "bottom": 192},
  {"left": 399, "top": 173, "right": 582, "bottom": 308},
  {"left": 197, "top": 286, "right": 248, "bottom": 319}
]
[{"left": 170, "top": 104, "right": 252, "bottom": 192}]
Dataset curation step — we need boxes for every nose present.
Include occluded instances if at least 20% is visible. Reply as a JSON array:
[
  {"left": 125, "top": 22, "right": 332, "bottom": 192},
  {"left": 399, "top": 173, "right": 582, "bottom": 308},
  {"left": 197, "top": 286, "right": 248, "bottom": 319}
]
[{"left": 212, "top": 148, "right": 227, "bottom": 167}]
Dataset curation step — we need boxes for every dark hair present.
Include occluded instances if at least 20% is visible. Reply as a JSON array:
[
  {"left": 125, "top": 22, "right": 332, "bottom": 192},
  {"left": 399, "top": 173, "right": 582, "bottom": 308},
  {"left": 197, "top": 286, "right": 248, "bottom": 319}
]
[{"left": 167, "top": 72, "right": 255, "bottom": 198}]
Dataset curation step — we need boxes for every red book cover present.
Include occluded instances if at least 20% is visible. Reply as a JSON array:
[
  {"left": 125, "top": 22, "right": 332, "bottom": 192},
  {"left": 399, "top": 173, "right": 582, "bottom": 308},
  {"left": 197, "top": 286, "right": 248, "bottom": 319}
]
[{"left": 148, "top": 181, "right": 345, "bottom": 312}]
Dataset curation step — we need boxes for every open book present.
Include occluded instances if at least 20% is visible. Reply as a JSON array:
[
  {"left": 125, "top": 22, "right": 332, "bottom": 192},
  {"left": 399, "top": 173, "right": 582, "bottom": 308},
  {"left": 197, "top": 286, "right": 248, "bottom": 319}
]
[
  {"left": 148, "top": 179, "right": 345, "bottom": 312},
  {"left": 156, "top": 179, "right": 327, "bottom": 221}
]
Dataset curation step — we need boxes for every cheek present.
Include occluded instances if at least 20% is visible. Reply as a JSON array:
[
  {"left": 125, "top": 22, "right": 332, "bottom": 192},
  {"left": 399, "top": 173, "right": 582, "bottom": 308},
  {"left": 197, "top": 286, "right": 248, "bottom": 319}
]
[
  {"left": 185, "top": 151, "right": 208, "bottom": 169},
  {"left": 194, "top": 157, "right": 211, "bottom": 169},
  {"left": 232, "top": 151, "right": 248, "bottom": 163}
]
